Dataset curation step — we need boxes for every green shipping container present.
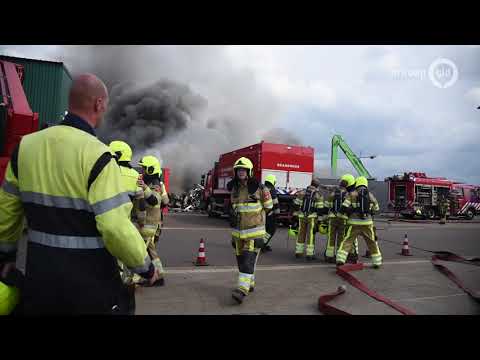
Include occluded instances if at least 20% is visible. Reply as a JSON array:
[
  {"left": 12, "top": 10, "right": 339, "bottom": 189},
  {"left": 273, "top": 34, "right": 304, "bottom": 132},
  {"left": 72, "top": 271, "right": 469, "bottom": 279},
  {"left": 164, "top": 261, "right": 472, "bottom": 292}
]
[{"left": 0, "top": 55, "right": 72, "bottom": 128}]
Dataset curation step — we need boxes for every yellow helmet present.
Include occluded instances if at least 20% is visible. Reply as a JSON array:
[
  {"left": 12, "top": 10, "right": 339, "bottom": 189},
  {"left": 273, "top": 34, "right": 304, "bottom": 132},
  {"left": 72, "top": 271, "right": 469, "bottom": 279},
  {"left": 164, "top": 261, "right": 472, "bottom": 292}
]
[
  {"left": 319, "top": 222, "right": 328, "bottom": 235},
  {"left": 233, "top": 157, "right": 254, "bottom": 177},
  {"left": 265, "top": 174, "right": 277, "bottom": 187},
  {"left": 109, "top": 140, "right": 133, "bottom": 162},
  {"left": 288, "top": 227, "right": 298, "bottom": 238},
  {"left": 355, "top": 176, "right": 369, "bottom": 188},
  {"left": 139, "top": 155, "right": 162, "bottom": 176},
  {"left": 340, "top": 174, "right": 355, "bottom": 188},
  {"left": 0, "top": 281, "right": 19, "bottom": 316}
]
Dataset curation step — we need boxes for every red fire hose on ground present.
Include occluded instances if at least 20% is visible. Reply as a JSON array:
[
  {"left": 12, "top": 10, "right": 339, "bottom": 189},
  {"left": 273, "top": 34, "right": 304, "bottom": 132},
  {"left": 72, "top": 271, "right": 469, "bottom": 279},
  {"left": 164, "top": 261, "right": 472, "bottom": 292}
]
[
  {"left": 318, "top": 263, "right": 416, "bottom": 315},
  {"left": 318, "top": 245, "right": 480, "bottom": 315},
  {"left": 431, "top": 251, "right": 480, "bottom": 302}
]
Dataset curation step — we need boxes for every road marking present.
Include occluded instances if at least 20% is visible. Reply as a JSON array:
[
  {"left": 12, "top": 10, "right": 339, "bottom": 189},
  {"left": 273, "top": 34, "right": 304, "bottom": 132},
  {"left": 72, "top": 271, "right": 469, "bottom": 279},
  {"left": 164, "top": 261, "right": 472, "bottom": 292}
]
[
  {"left": 386, "top": 227, "right": 424, "bottom": 231},
  {"left": 168, "top": 212, "right": 208, "bottom": 217},
  {"left": 163, "top": 227, "right": 231, "bottom": 231},
  {"left": 393, "top": 293, "right": 467, "bottom": 302},
  {"left": 164, "top": 259, "right": 432, "bottom": 274}
]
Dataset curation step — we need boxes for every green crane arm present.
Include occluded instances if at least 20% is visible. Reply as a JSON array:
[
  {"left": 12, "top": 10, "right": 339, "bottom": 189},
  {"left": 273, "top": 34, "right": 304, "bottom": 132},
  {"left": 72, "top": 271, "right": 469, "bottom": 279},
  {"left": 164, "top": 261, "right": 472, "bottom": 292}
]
[{"left": 331, "top": 135, "right": 373, "bottom": 179}]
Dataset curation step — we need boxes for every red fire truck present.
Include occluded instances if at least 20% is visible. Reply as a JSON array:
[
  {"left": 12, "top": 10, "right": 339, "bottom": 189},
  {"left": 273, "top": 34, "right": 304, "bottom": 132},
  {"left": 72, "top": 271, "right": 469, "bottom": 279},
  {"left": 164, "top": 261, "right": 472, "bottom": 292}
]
[
  {"left": 201, "top": 141, "right": 315, "bottom": 225},
  {"left": 0, "top": 60, "right": 39, "bottom": 181},
  {"left": 386, "top": 172, "right": 480, "bottom": 220}
]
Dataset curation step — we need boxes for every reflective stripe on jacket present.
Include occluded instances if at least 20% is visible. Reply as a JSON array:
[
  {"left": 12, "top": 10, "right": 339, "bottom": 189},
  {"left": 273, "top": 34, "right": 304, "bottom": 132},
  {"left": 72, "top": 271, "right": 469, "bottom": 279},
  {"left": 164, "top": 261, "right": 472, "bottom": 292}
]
[
  {"left": 342, "top": 190, "right": 380, "bottom": 225},
  {"left": 0, "top": 114, "right": 152, "bottom": 313},
  {"left": 231, "top": 181, "right": 273, "bottom": 240},
  {"left": 134, "top": 179, "right": 169, "bottom": 232}
]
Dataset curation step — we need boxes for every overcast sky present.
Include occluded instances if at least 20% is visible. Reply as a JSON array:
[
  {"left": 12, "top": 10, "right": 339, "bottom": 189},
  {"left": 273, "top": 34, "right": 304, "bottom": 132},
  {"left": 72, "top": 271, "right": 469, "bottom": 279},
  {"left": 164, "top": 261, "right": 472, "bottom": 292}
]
[{"left": 2, "top": 45, "right": 479, "bottom": 185}]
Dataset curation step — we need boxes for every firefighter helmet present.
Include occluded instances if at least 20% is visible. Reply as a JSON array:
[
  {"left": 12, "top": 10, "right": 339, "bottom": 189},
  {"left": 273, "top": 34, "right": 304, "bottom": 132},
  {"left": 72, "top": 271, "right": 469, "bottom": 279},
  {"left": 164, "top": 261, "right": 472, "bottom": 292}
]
[
  {"left": 265, "top": 174, "right": 277, "bottom": 187},
  {"left": 233, "top": 157, "right": 254, "bottom": 177},
  {"left": 340, "top": 174, "right": 355, "bottom": 188},
  {"left": 311, "top": 177, "right": 321, "bottom": 187},
  {"left": 0, "top": 281, "right": 19, "bottom": 316},
  {"left": 109, "top": 140, "right": 133, "bottom": 162},
  {"left": 139, "top": 155, "right": 162, "bottom": 176},
  {"left": 319, "top": 222, "right": 328, "bottom": 235},
  {"left": 355, "top": 176, "right": 368, "bottom": 188},
  {"left": 288, "top": 227, "right": 298, "bottom": 238}
]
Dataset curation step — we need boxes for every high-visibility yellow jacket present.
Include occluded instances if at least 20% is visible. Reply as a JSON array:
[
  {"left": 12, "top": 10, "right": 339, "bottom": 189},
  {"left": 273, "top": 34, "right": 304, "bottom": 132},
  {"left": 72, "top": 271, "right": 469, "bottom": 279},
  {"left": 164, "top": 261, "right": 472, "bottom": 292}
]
[
  {"left": 341, "top": 189, "right": 380, "bottom": 225},
  {"left": 134, "top": 177, "right": 169, "bottom": 237},
  {"left": 0, "top": 113, "right": 152, "bottom": 314},
  {"left": 265, "top": 182, "right": 280, "bottom": 215},
  {"left": 116, "top": 164, "right": 143, "bottom": 221},
  {"left": 230, "top": 179, "right": 273, "bottom": 240},
  {"left": 118, "top": 165, "right": 142, "bottom": 198}
]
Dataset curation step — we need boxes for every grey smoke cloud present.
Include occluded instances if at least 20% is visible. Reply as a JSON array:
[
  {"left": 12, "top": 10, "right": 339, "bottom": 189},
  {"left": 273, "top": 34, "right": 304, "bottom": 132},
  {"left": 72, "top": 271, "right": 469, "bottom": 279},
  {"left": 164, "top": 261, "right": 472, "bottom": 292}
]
[
  {"left": 98, "top": 79, "right": 208, "bottom": 152},
  {"left": 45, "top": 45, "right": 291, "bottom": 192},
  {"left": 262, "top": 128, "right": 303, "bottom": 146}
]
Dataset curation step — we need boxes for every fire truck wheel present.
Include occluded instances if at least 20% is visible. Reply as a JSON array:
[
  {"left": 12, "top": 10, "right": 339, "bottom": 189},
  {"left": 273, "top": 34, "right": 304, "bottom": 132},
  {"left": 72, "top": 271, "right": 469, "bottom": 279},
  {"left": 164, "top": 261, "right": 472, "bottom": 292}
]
[{"left": 465, "top": 209, "right": 475, "bottom": 220}]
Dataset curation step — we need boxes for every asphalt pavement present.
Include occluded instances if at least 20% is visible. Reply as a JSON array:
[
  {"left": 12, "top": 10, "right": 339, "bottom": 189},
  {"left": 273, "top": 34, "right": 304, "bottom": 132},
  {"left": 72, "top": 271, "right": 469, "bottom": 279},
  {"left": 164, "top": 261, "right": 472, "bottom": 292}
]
[{"left": 134, "top": 213, "right": 480, "bottom": 315}]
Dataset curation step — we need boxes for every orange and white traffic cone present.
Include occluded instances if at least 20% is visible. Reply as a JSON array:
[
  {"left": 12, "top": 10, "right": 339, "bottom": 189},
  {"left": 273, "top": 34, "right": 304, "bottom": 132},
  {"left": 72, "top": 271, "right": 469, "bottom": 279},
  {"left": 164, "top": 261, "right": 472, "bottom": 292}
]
[
  {"left": 194, "top": 238, "right": 209, "bottom": 266},
  {"left": 399, "top": 234, "right": 412, "bottom": 256}
]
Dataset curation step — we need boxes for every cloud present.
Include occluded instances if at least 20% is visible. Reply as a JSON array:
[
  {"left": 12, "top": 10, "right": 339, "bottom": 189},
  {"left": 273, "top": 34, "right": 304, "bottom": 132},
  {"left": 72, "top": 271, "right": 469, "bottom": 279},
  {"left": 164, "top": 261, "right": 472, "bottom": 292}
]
[
  {"left": 465, "top": 87, "right": 480, "bottom": 106},
  {"left": 1, "top": 45, "right": 479, "bottom": 187}
]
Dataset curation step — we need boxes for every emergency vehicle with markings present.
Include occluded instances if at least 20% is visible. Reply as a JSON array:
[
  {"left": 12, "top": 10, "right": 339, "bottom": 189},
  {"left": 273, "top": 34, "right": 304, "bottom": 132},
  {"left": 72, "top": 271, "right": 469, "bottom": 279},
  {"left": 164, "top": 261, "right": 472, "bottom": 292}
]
[
  {"left": 386, "top": 172, "right": 480, "bottom": 220},
  {"left": 201, "top": 141, "right": 315, "bottom": 225}
]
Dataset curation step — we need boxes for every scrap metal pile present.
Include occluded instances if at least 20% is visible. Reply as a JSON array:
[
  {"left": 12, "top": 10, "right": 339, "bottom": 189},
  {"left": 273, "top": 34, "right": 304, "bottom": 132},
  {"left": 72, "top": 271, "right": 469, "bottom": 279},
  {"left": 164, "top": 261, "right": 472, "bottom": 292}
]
[{"left": 169, "top": 184, "right": 205, "bottom": 213}]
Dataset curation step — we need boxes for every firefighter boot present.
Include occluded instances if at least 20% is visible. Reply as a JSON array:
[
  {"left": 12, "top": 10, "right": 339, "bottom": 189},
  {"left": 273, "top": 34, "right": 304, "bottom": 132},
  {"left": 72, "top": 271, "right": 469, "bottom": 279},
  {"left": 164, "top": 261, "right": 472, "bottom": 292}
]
[
  {"left": 139, "top": 270, "right": 165, "bottom": 287},
  {"left": 151, "top": 277, "right": 165, "bottom": 287},
  {"left": 324, "top": 250, "right": 336, "bottom": 263},
  {"left": 232, "top": 289, "right": 247, "bottom": 304},
  {"left": 262, "top": 245, "right": 272, "bottom": 252},
  {"left": 346, "top": 253, "right": 358, "bottom": 264}
]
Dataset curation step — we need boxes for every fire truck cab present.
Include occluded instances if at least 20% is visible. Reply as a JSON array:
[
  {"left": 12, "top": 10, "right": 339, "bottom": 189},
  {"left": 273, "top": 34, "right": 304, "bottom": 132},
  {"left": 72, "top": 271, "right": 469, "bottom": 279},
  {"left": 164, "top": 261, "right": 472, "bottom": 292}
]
[{"left": 451, "top": 183, "right": 480, "bottom": 220}]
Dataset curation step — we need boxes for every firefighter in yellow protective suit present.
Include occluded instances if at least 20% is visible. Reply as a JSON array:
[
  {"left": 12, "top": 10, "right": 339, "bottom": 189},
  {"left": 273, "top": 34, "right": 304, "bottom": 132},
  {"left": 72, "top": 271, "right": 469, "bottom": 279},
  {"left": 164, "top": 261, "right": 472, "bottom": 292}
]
[
  {"left": 134, "top": 155, "right": 169, "bottom": 286},
  {"left": 438, "top": 193, "right": 450, "bottom": 224},
  {"left": 262, "top": 174, "right": 280, "bottom": 252},
  {"left": 336, "top": 176, "right": 382, "bottom": 268},
  {"left": 227, "top": 157, "right": 273, "bottom": 304},
  {"left": 109, "top": 140, "right": 144, "bottom": 287},
  {"left": 323, "top": 174, "right": 357, "bottom": 263},
  {"left": 292, "top": 178, "right": 326, "bottom": 260}
]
